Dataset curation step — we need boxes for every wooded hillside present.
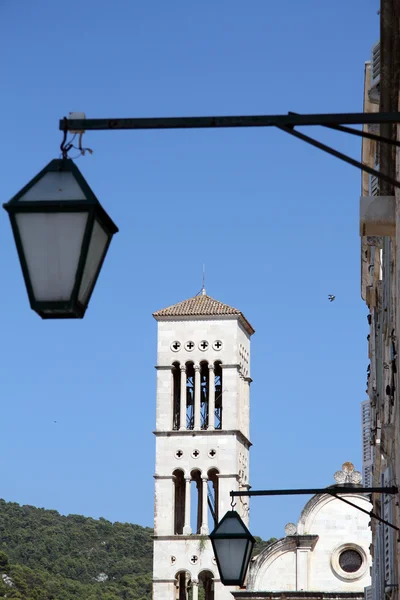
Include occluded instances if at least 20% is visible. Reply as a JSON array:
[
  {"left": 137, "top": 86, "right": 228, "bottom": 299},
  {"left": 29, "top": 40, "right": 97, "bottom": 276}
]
[{"left": 0, "top": 499, "right": 275, "bottom": 599}]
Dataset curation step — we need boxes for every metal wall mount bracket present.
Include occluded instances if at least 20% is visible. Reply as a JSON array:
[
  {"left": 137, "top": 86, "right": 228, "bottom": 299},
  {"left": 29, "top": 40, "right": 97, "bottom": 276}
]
[{"left": 229, "top": 486, "right": 400, "bottom": 532}]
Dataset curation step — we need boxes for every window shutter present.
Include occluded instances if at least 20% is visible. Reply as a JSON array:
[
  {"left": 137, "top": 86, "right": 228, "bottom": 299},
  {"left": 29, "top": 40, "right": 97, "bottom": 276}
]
[
  {"left": 361, "top": 400, "right": 373, "bottom": 487},
  {"left": 364, "top": 585, "right": 372, "bottom": 600},
  {"left": 382, "top": 238, "right": 391, "bottom": 333},
  {"left": 375, "top": 311, "right": 383, "bottom": 407},
  {"left": 382, "top": 467, "right": 394, "bottom": 587},
  {"left": 369, "top": 171, "right": 380, "bottom": 196},
  {"left": 368, "top": 41, "right": 380, "bottom": 104},
  {"left": 371, "top": 41, "right": 380, "bottom": 85},
  {"left": 368, "top": 146, "right": 380, "bottom": 197},
  {"left": 372, "top": 522, "right": 383, "bottom": 600}
]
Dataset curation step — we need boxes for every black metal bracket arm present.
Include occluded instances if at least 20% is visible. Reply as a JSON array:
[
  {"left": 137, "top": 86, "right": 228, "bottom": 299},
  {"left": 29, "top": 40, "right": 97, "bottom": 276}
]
[
  {"left": 230, "top": 486, "right": 400, "bottom": 532},
  {"left": 60, "top": 110, "right": 400, "bottom": 189},
  {"left": 61, "top": 112, "right": 400, "bottom": 131}
]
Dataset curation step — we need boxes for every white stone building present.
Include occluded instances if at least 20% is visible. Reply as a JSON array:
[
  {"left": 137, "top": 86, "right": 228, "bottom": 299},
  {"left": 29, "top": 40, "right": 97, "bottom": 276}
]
[
  {"left": 232, "top": 465, "right": 372, "bottom": 600},
  {"left": 360, "top": 30, "right": 399, "bottom": 600},
  {"left": 152, "top": 289, "right": 255, "bottom": 600}
]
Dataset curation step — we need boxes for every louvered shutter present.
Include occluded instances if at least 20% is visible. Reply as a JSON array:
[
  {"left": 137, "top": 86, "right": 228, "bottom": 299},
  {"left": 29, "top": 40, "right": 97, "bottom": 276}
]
[
  {"left": 371, "top": 41, "right": 380, "bottom": 85},
  {"left": 368, "top": 144, "right": 380, "bottom": 197},
  {"left": 362, "top": 400, "right": 371, "bottom": 462},
  {"left": 364, "top": 585, "right": 372, "bottom": 600},
  {"left": 375, "top": 311, "right": 383, "bottom": 407},
  {"left": 368, "top": 41, "right": 380, "bottom": 104},
  {"left": 382, "top": 468, "right": 394, "bottom": 587},
  {"left": 383, "top": 238, "right": 390, "bottom": 331},
  {"left": 361, "top": 400, "right": 373, "bottom": 487},
  {"left": 372, "top": 522, "right": 383, "bottom": 600},
  {"left": 369, "top": 170, "right": 380, "bottom": 196}
]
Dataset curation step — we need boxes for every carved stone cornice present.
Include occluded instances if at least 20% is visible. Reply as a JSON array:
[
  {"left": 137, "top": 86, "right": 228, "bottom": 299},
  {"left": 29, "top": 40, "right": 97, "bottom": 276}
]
[
  {"left": 153, "top": 429, "right": 252, "bottom": 448},
  {"left": 287, "top": 534, "right": 319, "bottom": 550}
]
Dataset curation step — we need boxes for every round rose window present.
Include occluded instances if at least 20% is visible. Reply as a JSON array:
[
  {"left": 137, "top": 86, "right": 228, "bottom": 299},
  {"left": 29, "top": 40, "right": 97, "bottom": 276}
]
[
  {"left": 331, "top": 544, "right": 366, "bottom": 581},
  {"left": 339, "top": 549, "right": 363, "bottom": 573}
]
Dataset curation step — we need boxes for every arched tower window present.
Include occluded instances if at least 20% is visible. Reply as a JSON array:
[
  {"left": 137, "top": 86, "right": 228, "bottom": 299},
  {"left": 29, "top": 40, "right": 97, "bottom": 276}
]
[
  {"left": 200, "top": 361, "right": 209, "bottom": 430},
  {"left": 186, "top": 362, "right": 195, "bottom": 430},
  {"left": 214, "top": 362, "right": 222, "bottom": 430},
  {"left": 190, "top": 469, "right": 203, "bottom": 534},
  {"left": 175, "top": 570, "right": 191, "bottom": 600},
  {"left": 173, "top": 469, "right": 185, "bottom": 535},
  {"left": 172, "top": 362, "right": 181, "bottom": 431},
  {"left": 207, "top": 468, "right": 219, "bottom": 527},
  {"left": 199, "top": 570, "right": 215, "bottom": 600}
]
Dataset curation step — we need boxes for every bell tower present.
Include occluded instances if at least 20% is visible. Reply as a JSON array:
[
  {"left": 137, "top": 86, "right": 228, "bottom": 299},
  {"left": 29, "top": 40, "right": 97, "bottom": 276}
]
[{"left": 152, "top": 289, "right": 255, "bottom": 600}]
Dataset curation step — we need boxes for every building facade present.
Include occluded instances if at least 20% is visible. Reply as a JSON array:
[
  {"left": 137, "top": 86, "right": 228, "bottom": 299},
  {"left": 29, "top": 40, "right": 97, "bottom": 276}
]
[
  {"left": 360, "top": 6, "right": 400, "bottom": 597},
  {"left": 152, "top": 290, "right": 255, "bottom": 600}
]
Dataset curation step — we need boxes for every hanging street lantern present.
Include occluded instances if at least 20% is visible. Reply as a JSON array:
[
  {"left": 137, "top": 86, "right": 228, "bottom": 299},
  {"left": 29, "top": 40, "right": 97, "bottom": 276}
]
[
  {"left": 3, "top": 158, "right": 118, "bottom": 319},
  {"left": 209, "top": 510, "right": 255, "bottom": 587}
]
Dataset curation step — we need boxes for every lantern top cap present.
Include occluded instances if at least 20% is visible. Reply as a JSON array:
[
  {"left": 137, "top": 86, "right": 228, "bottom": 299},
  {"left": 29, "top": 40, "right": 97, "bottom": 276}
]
[
  {"left": 210, "top": 510, "right": 255, "bottom": 540},
  {"left": 3, "top": 158, "right": 118, "bottom": 233}
]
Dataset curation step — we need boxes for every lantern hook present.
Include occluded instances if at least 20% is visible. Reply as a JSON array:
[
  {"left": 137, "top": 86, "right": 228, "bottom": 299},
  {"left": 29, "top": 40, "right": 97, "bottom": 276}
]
[
  {"left": 60, "top": 116, "right": 73, "bottom": 159},
  {"left": 230, "top": 494, "right": 236, "bottom": 510},
  {"left": 60, "top": 117, "right": 93, "bottom": 160}
]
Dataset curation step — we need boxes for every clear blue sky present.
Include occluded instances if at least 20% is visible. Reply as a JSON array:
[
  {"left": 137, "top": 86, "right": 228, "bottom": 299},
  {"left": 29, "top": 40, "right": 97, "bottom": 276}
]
[{"left": 0, "top": 0, "right": 377, "bottom": 541}]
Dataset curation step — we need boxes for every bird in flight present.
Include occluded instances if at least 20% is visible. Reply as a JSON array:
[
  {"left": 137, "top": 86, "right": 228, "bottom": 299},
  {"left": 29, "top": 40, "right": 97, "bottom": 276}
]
[{"left": 328, "top": 295, "right": 335, "bottom": 302}]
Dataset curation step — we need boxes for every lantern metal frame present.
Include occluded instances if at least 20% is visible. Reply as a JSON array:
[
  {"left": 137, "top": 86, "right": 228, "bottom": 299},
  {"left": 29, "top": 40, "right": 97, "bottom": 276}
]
[
  {"left": 3, "top": 158, "right": 118, "bottom": 319},
  {"left": 209, "top": 509, "right": 256, "bottom": 587}
]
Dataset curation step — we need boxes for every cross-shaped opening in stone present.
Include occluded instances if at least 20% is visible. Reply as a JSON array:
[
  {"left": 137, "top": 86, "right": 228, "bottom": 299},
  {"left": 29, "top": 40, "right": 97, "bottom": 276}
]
[
  {"left": 186, "top": 341, "right": 194, "bottom": 350},
  {"left": 209, "top": 449, "right": 216, "bottom": 457},
  {"left": 176, "top": 450, "right": 183, "bottom": 458},
  {"left": 192, "top": 449, "right": 200, "bottom": 458},
  {"left": 191, "top": 556, "right": 198, "bottom": 564},
  {"left": 214, "top": 340, "right": 222, "bottom": 349},
  {"left": 200, "top": 341, "right": 209, "bottom": 350},
  {"left": 172, "top": 341, "right": 181, "bottom": 350}
]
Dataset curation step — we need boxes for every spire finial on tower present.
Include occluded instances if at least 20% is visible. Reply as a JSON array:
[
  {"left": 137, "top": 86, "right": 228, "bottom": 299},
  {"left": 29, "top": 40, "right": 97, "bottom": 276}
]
[
  {"left": 201, "top": 264, "right": 206, "bottom": 295},
  {"left": 333, "top": 462, "right": 362, "bottom": 484}
]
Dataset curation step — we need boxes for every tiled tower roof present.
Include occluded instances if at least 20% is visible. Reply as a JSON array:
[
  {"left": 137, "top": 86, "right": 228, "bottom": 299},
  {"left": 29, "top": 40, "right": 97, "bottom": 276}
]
[{"left": 153, "top": 292, "right": 255, "bottom": 335}]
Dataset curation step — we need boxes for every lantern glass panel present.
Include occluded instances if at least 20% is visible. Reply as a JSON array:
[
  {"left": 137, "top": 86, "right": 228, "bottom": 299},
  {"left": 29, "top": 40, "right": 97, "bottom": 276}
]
[
  {"left": 15, "top": 212, "right": 88, "bottom": 301},
  {"left": 18, "top": 172, "right": 86, "bottom": 201},
  {"left": 242, "top": 538, "right": 254, "bottom": 579},
  {"left": 213, "top": 537, "right": 249, "bottom": 582},
  {"left": 78, "top": 219, "right": 110, "bottom": 305}
]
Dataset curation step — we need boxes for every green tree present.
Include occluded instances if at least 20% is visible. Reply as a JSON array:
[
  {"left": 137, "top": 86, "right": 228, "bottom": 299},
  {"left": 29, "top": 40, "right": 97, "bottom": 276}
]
[{"left": 0, "top": 550, "right": 10, "bottom": 573}]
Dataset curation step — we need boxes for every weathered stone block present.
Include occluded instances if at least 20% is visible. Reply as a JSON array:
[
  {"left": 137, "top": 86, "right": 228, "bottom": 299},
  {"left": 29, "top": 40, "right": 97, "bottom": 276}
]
[{"left": 360, "top": 195, "right": 395, "bottom": 236}]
